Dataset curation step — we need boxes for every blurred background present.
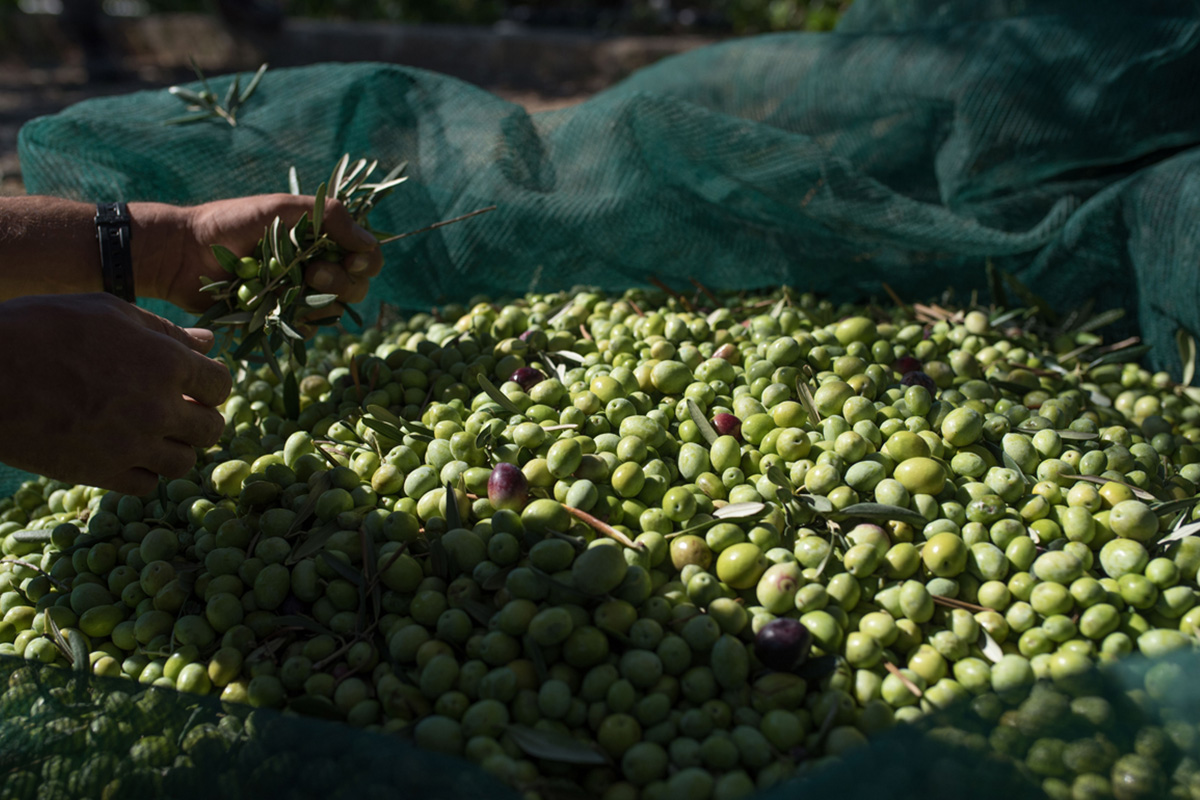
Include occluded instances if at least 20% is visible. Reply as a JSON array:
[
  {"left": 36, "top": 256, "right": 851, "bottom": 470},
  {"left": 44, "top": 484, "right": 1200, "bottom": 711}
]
[{"left": 0, "top": 0, "right": 851, "bottom": 196}]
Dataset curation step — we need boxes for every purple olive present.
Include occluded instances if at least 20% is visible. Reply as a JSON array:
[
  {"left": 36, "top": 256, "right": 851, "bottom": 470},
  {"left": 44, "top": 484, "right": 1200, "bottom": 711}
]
[
  {"left": 901, "top": 371, "right": 936, "bottom": 393},
  {"left": 893, "top": 356, "right": 922, "bottom": 375},
  {"left": 488, "top": 462, "right": 529, "bottom": 512},
  {"left": 755, "top": 617, "right": 812, "bottom": 672},
  {"left": 510, "top": 367, "right": 546, "bottom": 392},
  {"left": 712, "top": 413, "right": 742, "bottom": 440}
]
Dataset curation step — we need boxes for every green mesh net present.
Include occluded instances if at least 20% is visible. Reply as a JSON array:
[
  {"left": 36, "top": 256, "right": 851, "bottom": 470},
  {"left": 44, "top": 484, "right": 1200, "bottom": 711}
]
[{"left": 9, "top": 1, "right": 1200, "bottom": 798}]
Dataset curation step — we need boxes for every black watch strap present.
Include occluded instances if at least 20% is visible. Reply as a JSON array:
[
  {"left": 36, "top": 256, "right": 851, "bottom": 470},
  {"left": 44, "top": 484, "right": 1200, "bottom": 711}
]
[{"left": 95, "top": 202, "right": 135, "bottom": 302}]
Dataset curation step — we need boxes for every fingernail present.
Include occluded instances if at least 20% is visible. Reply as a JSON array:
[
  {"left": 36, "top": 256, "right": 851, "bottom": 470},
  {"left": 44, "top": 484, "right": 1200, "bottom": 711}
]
[
  {"left": 312, "top": 266, "right": 335, "bottom": 290},
  {"left": 348, "top": 253, "right": 371, "bottom": 274}
]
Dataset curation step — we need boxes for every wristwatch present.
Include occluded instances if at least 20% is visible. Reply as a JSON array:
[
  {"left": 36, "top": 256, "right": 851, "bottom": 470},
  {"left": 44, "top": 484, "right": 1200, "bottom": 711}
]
[{"left": 95, "top": 201, "right": 135, "bottom": 302}]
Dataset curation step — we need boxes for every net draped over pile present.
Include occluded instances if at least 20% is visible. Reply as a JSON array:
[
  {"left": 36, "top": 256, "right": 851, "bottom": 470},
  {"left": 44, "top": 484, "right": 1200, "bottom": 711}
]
[{"left": 8, "top": 1, "right": 1200, "bottom": 797}]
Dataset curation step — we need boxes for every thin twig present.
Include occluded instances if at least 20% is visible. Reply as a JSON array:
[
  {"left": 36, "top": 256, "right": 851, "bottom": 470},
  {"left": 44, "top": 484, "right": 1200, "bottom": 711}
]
[
  {"left": 376, "top": 206, "right": 497, "bottom": 244},
  {"left": 883, "top": 661, "right": 923, "bottom": 698},
  {"left": 561, "top": 506, "right": 645, "bottom": 550}
]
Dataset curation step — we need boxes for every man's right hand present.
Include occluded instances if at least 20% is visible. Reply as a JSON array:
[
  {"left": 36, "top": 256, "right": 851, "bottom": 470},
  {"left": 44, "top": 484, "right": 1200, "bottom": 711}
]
[{"left": 0, "top": 293, "right": 232, "bottom": 496}]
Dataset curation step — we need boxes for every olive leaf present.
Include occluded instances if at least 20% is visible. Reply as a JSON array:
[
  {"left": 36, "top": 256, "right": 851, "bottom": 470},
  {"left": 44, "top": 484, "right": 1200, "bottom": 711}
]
[
  {"left": 794, "top": 493, "right": 835, "bottom": 517},
  {"left": 1178, "top": 328, "right": 1197, "bottom": 387},
  {"left": 836, "top": 502, "right": 928, "bottom": 526},
  {"left": 477, "top": 374, "right": 525, "bottom": 417},
  {"left": 1061, "top": 474, "right": 1156, "bottom": 501},
  {"left": 210, "top": 244, "right": 242, "bottom": 275},
  {"left": 1156, "top": 519, "right": 1200, "bottom": 547},
  {"left": 979, "top": 628, "right": 1004, "bottom": 664},
  {"left": 444, "top": 481, "right": 463, "bottom": 531},
  {"left": 795, "top": 376, "right": 821, "bottom": 425},
  {"left": 164, "top": 61, "right": 267, "bottom": 127},
  {"left": 713, "top": 501, "right": 767, "bottom": 520},
  {"left": 273, "top": 615, "right": 337, "bottom": 637},
  {"left": 505, "top": 725, "right": 610, "bottom": 766},
  {"left": 686, "top": 399, "right": 720, "bottom": 446},
  {"left": 319, "top": 552, "right": 364, "bottom": 587}
]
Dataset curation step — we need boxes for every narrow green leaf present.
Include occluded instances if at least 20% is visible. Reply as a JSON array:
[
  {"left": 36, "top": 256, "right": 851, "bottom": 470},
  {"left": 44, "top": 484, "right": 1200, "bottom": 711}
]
[
  {"left": 1157, "top": 519, "right": 1200, "bottom": 547},
  {"left": 836, "top": 502, "right": 928, "bottom": 526},
  {"left": 1062, "top": 474, "right": 1157, "bottom": 501},
  {"left": 464, "top": 599, "right": 496, "bottom": 627},
  {"left": 795, "top": 493, "right": 835, "bottom": 516},
  {"left": 288, "top": 165, "right": 301, "bottom": 196},
  {"left": 686, "top": 399, "right": 719, "bottom": 446},
  {"left": 1073, "top": 307, "right": 1125, "bottom": 334},
  {"left": 477, "top": 374, "right": 524, "bottom": 416},
  {"left": 795, "top": 377, "right": 821, "bottom": 425},
  {"left": 979, "top": 629, "right": 1004, "bottom": 664},
  {"left": 261, "top": 343, "right": 284, "bottom": 383},
  {"left": 343, "top": 303, "right": 363, "bottom": 327},
  {"left": 46, "top": 613, "right": 74, "bottom": 666},
  {"left": 360, "top": 416, "right": 409, "bottom": 446},
  {"left": 505, "top": 725, "right": 609, "bottom": 766},
  {"left": 210, "top": 244, "right": 242, "bottom": 274},
  {"left": 249, "top": 298, "right": 274, "bottom": 333},
  {"left": 312, "top": 181, "right": 328, "bottom": 237},
  {"left": 279, "top": 320, "right": 304, "bottom": 340},
  {"left": 444, "top": 481, "right": 463, "bottom": 531},
  {"left": 1150, "top": 496, "right": 1200, "bottom": 517},
  {"left": 67, "top": 629, "right": 89, "bottom": 673},
  {"left": 475, "top": 426, "right": 494, "bottom": 451},
  {"left": 330, "top": 153, "right": 351, "bottom": 197},
  {"left": 239, "top": 62, "right": 268, "bottom": 104},
  {"left": 1179, "top": 329, "right": 1197, "bottom": 387},
  {"left": 320, "top": 551, "right": 364, "bottom": 586},
  {"left": 223, "top": 73, "right": 241, "bottom": 113},
  {"left": 212, "top": 311, "right": 254, "bottom": 325},
  {"left": 303, "top": 293, "right": 339, "bottom": 309},
  {"left": 429, "top": 536, "right": 449, "bottom": 580},
  {"left": 168, "top": 86, "right": 207, "bottom": 105},
  {"left": 232, "top": 329, "right": 265, "bottom": 360},
  {"left": 1088, "top": 344, "right": 1152, "bottom": 368},
  {"left": 288, "top": 521, "right": 341, "bottom": 564},
  {"left": 713, "top": 501, "right": 767, "bottom": 520}
]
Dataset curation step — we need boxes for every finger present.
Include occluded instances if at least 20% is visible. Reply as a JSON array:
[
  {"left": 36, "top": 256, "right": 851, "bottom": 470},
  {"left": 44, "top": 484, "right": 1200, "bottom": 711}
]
[
  {"left": 318, "top": 196, "right": 381, "bottom": 254},
  {"left": 342, "top": 247, "right": 383, "bottom": 278},
  {"left": 127, "top": 304, "right": 214, "bottom": 354},
  {"left": 305, "top": 261, "right": 369, "bottom": 304},
  {"left": 183, "top": 327, "right": 215, "bottom": 354},
  {"left": 170, "top": 398, "right": 226, "bottom": 449},
  {"left": 102, "top": 468, "right": 160, "bottom": 497},
  {"left": 183, "top": 356, "right": 234, "bottom": 409},
  {"left": 144, "top": 440, "right": 199, "bottom": 481}
]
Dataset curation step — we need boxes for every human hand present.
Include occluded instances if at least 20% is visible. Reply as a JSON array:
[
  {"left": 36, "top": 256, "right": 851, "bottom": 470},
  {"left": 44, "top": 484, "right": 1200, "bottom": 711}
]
[
  {"left": 0, "top": 293, "right": 231, "bottom": 496},
  {"left": 149, "top": 193, "right": 384, "bottom": 318}
]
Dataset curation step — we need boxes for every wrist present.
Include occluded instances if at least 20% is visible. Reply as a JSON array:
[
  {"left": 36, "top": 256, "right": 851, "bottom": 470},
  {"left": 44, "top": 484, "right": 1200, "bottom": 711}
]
[{"left": 128, "top": 201, "right": 189, "bottom": 302}]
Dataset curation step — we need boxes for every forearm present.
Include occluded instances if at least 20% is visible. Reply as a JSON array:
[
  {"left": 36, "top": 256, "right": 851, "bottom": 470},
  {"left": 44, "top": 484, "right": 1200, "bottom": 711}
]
[{"left": 0, "top": 196, "right": 186, "bottom": 302}]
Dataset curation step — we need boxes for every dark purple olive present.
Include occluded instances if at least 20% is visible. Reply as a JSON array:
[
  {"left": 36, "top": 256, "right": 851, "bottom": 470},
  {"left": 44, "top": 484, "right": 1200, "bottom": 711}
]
[
  {"left": 510, "top": 367, "right": 546, "bottom": 392},
  {"left": 893, "top": 356, "right": 922, "bottom": 375},
  {"left": 901, "top": 370, "right": 936, "bottom": 393},
  {"left": 488, "top": 462, "right": 529, "bottom": 512},
  {"left": 712, "top": 413, "right": 742, "bottom": 440},
  {"left": 755, "top": 617, "right": 812, "bottom": 672}
]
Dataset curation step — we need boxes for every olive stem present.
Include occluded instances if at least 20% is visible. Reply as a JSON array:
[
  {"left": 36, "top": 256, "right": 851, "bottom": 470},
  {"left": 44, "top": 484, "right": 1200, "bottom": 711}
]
[
  {"left": 560, "top": 505, "right": 645, "bottom": 551},
  {"left": 883, "top": 661, "right": 923, "bottom": 698},
  {"left": 1, "top": 558, "right": 70, "bottom": 593}
]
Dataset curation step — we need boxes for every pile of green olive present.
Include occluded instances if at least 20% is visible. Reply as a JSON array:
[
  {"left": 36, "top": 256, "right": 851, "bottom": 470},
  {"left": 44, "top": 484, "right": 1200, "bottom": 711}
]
[{"left": 1, "top": 286, "right": 1200, "bottom": 800}]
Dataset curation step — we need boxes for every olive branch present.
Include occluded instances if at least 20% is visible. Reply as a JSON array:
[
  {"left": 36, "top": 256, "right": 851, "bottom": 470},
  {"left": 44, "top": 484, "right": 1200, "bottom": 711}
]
[{"left": 194, "top": 154, "right": 494, "bottom": 419}]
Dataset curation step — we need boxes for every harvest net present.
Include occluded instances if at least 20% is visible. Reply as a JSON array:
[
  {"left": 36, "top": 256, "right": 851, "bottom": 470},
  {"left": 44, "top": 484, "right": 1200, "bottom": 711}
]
[{"left": 6, "top": 1, "right": 1200, "bottom": 799}]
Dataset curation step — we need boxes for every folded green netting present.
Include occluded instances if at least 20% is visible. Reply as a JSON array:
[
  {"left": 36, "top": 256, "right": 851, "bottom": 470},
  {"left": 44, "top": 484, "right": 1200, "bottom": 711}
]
[{"left": 17, "top": 0, "right": 1200, "bottom": 380}]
